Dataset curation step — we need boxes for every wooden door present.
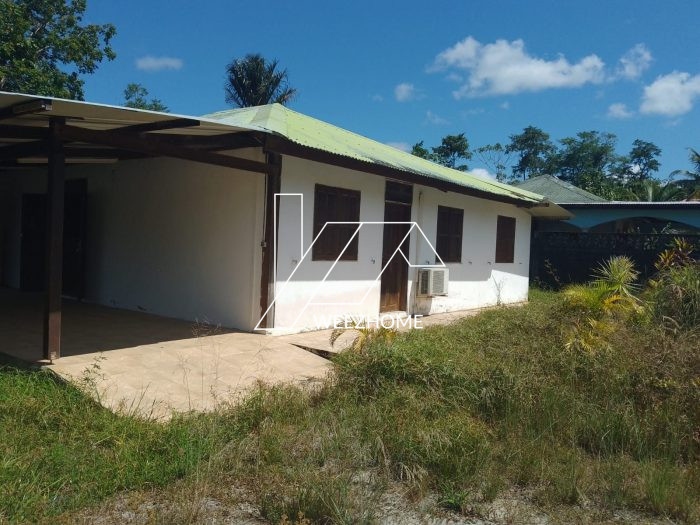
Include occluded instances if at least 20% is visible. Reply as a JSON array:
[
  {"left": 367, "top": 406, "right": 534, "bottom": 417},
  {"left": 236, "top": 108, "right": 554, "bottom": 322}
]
[
  {"left": 379, "top": 184, "right": 412, "bottom": 312},
  {"left": 19, "top": 179, "right": 87, "bottom": 297},
  {"left": 20, "top": 194, "right": 47, "bottom": 291},
  {"left": 62, "top": 179, "right": 87, "bottom": 299}
]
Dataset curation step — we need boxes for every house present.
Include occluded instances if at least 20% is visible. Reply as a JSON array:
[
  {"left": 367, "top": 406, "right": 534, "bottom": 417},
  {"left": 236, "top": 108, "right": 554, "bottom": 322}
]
[
  {"left": 514, "top": 174, "right": 700, "bottom": 233},
  {"left": 513, "top": 175, "right": 700, "bottom": 284},
  {"left": 0, "top": 92, "right": 568, "bottom": 360}
]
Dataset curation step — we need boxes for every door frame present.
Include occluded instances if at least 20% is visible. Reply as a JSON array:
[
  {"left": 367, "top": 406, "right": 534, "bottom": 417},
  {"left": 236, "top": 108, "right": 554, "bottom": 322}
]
[{"left": 379, "top": 180, "right": 413, "bottom": 312}]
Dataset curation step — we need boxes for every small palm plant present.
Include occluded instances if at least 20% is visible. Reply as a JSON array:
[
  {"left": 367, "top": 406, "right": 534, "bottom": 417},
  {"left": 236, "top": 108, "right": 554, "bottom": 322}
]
[{"left": 564, "top": 256, "right": 642, "bottom": 352}]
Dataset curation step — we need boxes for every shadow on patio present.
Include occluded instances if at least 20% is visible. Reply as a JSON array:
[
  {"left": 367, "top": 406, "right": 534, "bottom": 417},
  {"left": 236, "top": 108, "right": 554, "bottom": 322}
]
[{"left": 0, "top": 288, "right": 331, "bottom": 419}]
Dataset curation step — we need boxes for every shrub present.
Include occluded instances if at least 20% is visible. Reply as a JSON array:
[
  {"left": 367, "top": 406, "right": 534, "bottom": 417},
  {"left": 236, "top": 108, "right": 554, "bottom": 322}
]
[{"left": 645, "top": 261, "right": 700, "bottom": 331}]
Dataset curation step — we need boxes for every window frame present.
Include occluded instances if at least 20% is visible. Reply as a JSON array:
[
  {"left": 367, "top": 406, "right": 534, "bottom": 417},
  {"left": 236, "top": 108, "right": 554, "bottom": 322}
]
[
  {"left": 435, "top": 205, "right": 464, "bottom": 263},
  {"left": 495, "top": 215, "right": 516, "bottom": 263},
  {"left": 312, "top": 184, "right": 361, "bottom": 261}
]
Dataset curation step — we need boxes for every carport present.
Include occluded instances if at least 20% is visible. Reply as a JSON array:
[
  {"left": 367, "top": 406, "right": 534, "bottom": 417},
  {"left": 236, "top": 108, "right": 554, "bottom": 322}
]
[{"left": 0, "top": 92, "right": 281, "bottom": 362}]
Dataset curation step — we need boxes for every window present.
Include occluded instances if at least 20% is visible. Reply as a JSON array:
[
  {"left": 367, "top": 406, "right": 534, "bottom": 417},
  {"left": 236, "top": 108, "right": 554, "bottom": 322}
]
[
  {"left": 495, "top": 215, "right": 516, "bottom": 263},
  {"left": 435, "top": 206, "right": 463, "bottom": 263},
  {"left": 312, "top": 184, "right": 361, "bottom": 261}
]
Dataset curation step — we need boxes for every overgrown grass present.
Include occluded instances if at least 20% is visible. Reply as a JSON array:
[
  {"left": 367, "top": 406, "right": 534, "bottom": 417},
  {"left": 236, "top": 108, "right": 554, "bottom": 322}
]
[
  {"left": 0, "top": 369, "right": 244, "bottom": 522},
  {"left": 1, "top": 288, "right": 698, "bottom": 523}
]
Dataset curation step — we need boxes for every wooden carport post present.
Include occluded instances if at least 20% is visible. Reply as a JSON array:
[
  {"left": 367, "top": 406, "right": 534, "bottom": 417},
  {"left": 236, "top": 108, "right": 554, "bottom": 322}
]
[{"left": 43, "top": 117, "right": 66, "bottom": 361}]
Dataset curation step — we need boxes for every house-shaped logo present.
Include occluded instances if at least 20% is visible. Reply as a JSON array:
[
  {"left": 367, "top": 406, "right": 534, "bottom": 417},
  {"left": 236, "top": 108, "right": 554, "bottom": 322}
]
[{"left": 255, "top": 193, "right": 445, "bottom": 332}]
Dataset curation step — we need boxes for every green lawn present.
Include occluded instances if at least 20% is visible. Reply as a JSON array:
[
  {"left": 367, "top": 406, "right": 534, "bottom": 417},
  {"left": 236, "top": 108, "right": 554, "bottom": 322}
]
[{"left": 1, "top": 289, "right": 698, "bottom": 523}]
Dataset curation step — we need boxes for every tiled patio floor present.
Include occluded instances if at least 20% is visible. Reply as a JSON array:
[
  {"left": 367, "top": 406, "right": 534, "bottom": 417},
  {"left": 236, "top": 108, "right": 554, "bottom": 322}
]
[{"left": 0, "top": 288, "right": 517, "bottom": 419}]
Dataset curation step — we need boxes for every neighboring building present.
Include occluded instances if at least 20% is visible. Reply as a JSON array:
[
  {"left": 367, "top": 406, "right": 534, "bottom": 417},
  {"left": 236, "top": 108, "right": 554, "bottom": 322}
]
[
  {"left": 513, "top": 175, "right": 700, "bottom": 284},
  {"left": 0, "top": 92, "right": 567, "bottom": 359},
  {"left": 514, "top": 174, "right": 700, "bottom": 233}
]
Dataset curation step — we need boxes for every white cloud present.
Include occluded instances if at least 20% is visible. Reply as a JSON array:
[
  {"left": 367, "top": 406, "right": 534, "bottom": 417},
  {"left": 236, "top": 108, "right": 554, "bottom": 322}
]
[
  {"left": 425, "top": 110, "right": 450, "bottom": 125},
  {"left": 430, "top": 36, "right": 605, "bottom": 98},
  {"left": 136, "top": 56, "right": 183, "bottom": 72},
  {"left": 371, "top": 94, "right": 384, "bottom": 102},
  {"left": 394, "top": 82, "right": 418, "bottom": 102},
  {"left": 500, "top": 101, "right": 510, "bottom": 110},
  {"left": 386, "top": 141, "right": 410, "bottom": 152},
  {"left": 616, "top": 43, "right": 652, "bottom": 80},
  {"left": 607, "top": 102, "right": 634, "bottom": 119},
  {"left": 640, "top": 71, "right": 700, "bottom": 116},
  {"left": 470, "top": 168, "right": 496, "bottom": 180}
]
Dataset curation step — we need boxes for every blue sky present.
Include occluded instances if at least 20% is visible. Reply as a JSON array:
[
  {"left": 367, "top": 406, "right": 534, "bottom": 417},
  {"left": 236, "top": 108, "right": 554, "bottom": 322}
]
[{"left": 81, "top": 0, "right": 700, "bottom": 178}]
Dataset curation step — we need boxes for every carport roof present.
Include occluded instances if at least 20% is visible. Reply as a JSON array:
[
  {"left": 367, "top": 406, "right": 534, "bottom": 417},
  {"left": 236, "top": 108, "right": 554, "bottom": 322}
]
[{"left": 0, "top": 92, "right": 569, "bottom": 215}]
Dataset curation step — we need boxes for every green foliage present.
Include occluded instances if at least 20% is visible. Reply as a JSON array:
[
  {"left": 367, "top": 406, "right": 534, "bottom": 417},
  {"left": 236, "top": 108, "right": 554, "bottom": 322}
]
[
  {"left": 410, "top": 140, "right": 430, "bottom": 159},
  {"left": 224, "top": 53, "right": 296, "bottom": 108},
  {"left": 3, "top": 289, "right": 699, "bottom": 523},
  {"left": 411, "top": 133, "right": 472, "bottom": 171},
  {"left": 563, "top": 257, "right": 642, "bottom": 353},
  {"left": 0, "top": 0, "right": 116, "bottom": 100},
  {"left": 626, "top": 178, "right": 685, "bottom": 202},
  {"left": 475, "top": 142, "right": 513, "bottom": 182},
  {"left": 648, "top": 239, "right": 699, "bottom": 329},
  {"left": 655, "top": 237, "right": 696, "bottom": 271},
  {"left": 623, "top": 139, "right": 662, "bottom": 182},
  {"left": 506, "top": 126, "right": 555, "bottom": 180},
  {"left": 670, "top": 147, "right": 700, "bottom": 199},
  {"left": 555, "top": 131, "right": 619, "bottom": 190},
  {"left": 0, "top": 366, "right": 244, "bottom": 523},
  {"left": 431, "top": 133, "right": 471, "bottom": 171},
  {"left": 122, "top": 83, "right": 168, "bottom": 112},
  {"left": 592, "top": 255, "right": 640, "bottom": 297}
]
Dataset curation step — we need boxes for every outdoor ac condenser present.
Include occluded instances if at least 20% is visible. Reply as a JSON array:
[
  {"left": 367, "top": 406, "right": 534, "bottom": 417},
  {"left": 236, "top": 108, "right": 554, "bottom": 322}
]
[{"left": 416, "top": 268, "right": 449, "bottom": 297}]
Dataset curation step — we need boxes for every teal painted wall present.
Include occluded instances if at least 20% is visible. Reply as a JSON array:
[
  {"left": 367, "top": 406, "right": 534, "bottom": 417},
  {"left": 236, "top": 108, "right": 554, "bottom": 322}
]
[{"left": 567, "top": 208, "right": 700, "bottom": 230}]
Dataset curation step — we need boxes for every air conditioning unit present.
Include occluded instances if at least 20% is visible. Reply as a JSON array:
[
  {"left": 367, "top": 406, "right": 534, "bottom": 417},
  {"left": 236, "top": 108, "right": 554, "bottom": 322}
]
[{"left": 416, "top": 268, "right": 449, "bottom": 297}]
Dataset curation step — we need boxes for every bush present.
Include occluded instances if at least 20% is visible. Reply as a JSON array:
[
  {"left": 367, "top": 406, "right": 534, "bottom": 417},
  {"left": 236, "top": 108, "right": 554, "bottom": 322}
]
[{"left": 644, "top": 262, "right": 700, "bottom": 331}]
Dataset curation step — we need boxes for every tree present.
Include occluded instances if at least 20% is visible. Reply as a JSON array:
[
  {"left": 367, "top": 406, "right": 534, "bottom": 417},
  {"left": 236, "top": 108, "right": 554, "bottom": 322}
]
[
  {"left": 475, "top": 143, "right": 513, "bottom": 182},
  {"left": 506, "top": 126, "right": 555, "bottom": 180},
  {"left": 616, "top": 139, "right": 661, "bottom": 183},
  {"left": 410, "top": 134, "right": 472, "bottom": 171},
  {"left": 411, "top": 140, "right": 432, "bottom": 160},
  {"left": 670, "top": 148, "right": 700, "bottom": 200},
  {"left": 555, "top": 131, "right": 620, "bottom": 192},
  {"left": 123, "top": 83, "right": 168, "bottom": 112},
  {"left": 0, "top": 0, "right": 116, "bottom": 100},
  {"left": 432, "top": 134, "right": 471, "bottom": 171},
  {"left": 224, "top": 53, "right": 296, "bottom": 107},
  {"left": 626, "top": 179, "right": 684, "bottom": 202}
]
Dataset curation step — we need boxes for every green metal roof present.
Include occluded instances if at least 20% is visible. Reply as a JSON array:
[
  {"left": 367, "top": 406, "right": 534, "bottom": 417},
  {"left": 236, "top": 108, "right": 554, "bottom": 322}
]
[
  {"left": 512, "top": 174, "right": 607, "bottom": 204},
  {"left": 203, "top": 103, "right": 546, "bottom": 205}
]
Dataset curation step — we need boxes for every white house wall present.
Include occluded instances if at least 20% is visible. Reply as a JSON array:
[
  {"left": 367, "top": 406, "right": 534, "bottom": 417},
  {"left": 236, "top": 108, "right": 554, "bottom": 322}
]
[
  {"left": 1, "top": 154, "right": 265, "bottom": 331},
  {"left": 274, "top": 156, "right": 386, "bottom": 331},
  {"left": 272, "top": 155, "right": 531, "bottom": 332},
  {"left": 411, "top": 186, "right": 531, "bottom": 315}
]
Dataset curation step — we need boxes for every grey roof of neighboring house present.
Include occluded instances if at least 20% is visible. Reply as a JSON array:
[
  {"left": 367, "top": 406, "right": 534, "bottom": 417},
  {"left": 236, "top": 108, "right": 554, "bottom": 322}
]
[{"left": 512, "top": 174, "right": 607, "bottom": 204}]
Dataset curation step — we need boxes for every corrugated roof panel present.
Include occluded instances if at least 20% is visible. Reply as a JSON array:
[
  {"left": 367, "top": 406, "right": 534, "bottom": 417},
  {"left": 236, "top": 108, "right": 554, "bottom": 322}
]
[{"left": 204, "top": 104, "right": 546, "bottom": 204}]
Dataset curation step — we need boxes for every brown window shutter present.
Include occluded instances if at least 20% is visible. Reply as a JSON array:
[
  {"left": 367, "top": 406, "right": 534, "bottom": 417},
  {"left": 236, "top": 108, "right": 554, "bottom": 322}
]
[
  {"left": 436, "top": 205, "right": 463, "bottom": 263},
  {"left": 312, "top": 184, "right": 361, "bottom": 261},
  {"left": 495, "top": 215, "right": 516, "bottom": 263}
]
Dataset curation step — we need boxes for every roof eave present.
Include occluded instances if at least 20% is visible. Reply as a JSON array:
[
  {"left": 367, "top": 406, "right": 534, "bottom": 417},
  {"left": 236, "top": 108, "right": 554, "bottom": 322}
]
[{"left": 262, "top": 134, "right": 542, "bottom": 207}]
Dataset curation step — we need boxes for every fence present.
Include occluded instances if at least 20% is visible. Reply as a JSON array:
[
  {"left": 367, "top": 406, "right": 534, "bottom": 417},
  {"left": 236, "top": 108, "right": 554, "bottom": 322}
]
[{"left": 530, "top": 232, "right": 700, "bottom": 287}]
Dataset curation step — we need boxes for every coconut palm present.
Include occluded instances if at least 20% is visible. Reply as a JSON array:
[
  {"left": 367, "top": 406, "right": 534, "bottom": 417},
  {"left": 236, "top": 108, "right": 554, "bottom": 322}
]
[
  {"left": 670, "top": 148, "right": 700, "bottom": 200},
  {"left": 626, "top": 179, "right": 684, "bottom": 202},
  {"left": 224, "top": 54, "right": 297, "bottom": 108}
]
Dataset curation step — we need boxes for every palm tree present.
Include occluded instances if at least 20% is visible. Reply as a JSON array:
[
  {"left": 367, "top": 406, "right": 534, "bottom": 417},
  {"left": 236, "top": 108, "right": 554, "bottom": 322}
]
[
  {"left": 224, "top": 54, "right": 297, "bottom": 108},
  {"left": 670, "top": 148, "right": 700, "bottom": 200},
  {"left": 626, "top": 179, "right": 684, "bottom": 202}
]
